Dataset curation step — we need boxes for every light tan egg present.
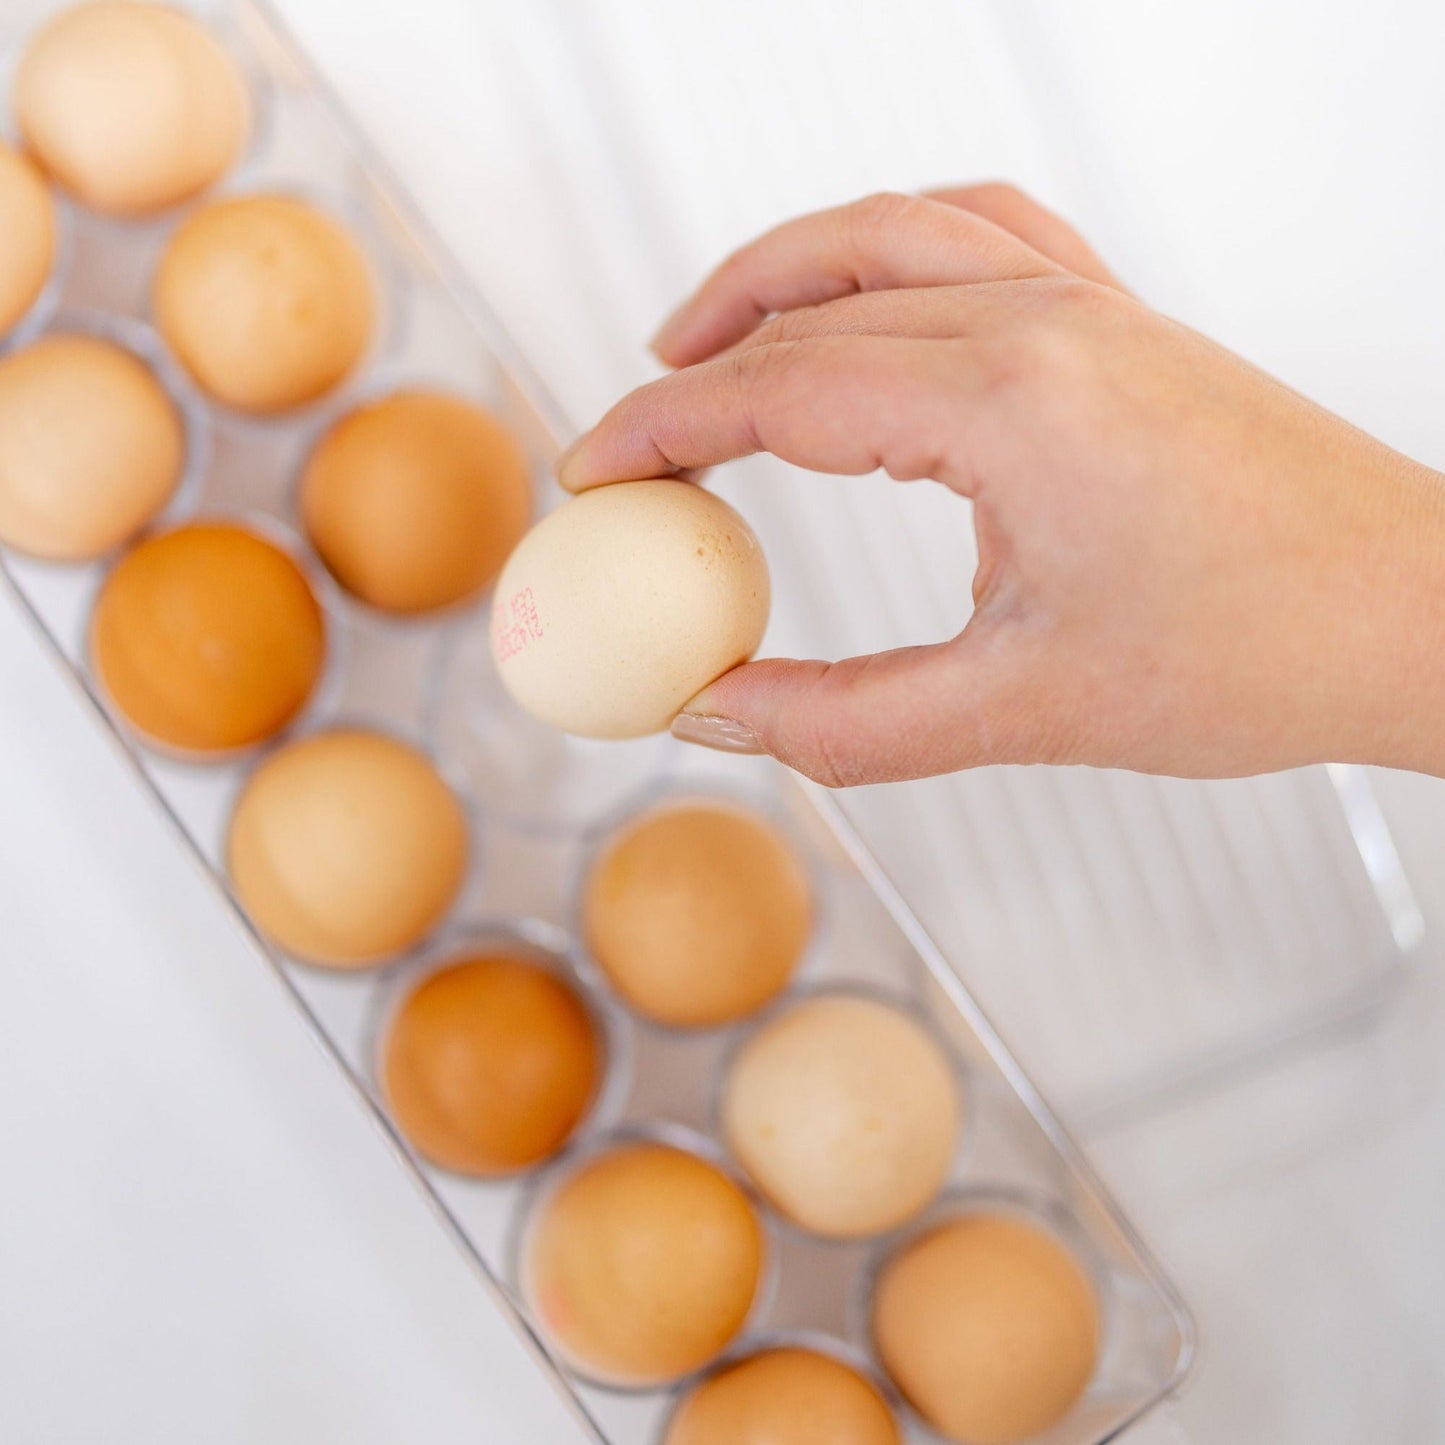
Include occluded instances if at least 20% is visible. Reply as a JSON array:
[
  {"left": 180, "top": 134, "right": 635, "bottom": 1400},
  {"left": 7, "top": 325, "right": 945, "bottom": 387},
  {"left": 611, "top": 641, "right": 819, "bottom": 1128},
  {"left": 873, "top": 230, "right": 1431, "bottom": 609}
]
[
  {"left": 154, "top": 194, "right": 374, "bottom": 413},
  {"left": 226, "top": 728, "right": 468, "bottom": 969},
  {"left": 871, "top": 1212, "right": 1100, "bottom": 1445},
  {"left": 490, "top": 479, "right": 769, "bottom": 738},
  {"left": 300, "top": 391, "right": 533, "bottom": 615},
  {"left": 722, "top": 994, "right": 959, "bottom": 1240},
  {"left": 90, "top": 520, "right": 325, "bottom": 753},
  {"left": 0, "top": 143, "right": 57, "bottom": 335},
  {"left": 16, "top": 1, "right": 250, "bottom": 216},
  {"left": 665, "top": 1346, "right": 902, "bottom": 1445},
  {"left": 524, "top": 1141, "right": 765, "bottom": 1387},
  {"left": 381, "top": 952, "right": 603, "bottom": 1177},
  {"left": 583, "top": 798, "right": 811, "bottom": 1028},
  {"left": 0, "top": 334, "right": 184, "bottom": 562}
]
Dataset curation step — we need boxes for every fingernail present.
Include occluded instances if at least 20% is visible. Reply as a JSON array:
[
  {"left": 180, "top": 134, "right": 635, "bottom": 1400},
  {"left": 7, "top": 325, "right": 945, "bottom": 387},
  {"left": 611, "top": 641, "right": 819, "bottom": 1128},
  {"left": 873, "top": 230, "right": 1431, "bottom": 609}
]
[
  {"left": 554, "top": 434, "right": 589, "bottom": 492},
  {"left": 670, "top": 712, "right": 762, "bottom": 754}
]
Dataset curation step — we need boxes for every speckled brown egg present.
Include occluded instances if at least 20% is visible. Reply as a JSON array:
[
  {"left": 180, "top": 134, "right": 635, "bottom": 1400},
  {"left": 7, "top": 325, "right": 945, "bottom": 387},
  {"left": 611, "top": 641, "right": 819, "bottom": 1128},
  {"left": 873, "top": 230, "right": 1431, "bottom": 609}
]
[
  {"left": 0, "top": 142, "right": 57, "bottom": 335},
  {"left": 16, "top": 1, "right": 250, "bottom": 216},
  {"left": 381, "top": 952, "right": 602, "bottom": 1176},
  {"left": 582, "top": 798, "right": 811, "bottom": 1028},
  {"left": 666, "top": 1346, "right": 901, "bottom": 1445},
  {"left": 89, "top": 520, "right": 325, "bottom": 753},
  {"left": 154, "top": 194, "right": 373, "bottom": 413},
  {"left": 301, "top": 391, "right": 533, "bottom": 615},
  {"left": 0, "top": 334, "right": 184, "bottom": 561},
  {"left": 226, "top": 728, "right": 469, "bottom": 969},
  {"left": 525, "top": 1141, "right": 765, "bottom": 1387},
  {"left": 871, "top": 1212, "right": 1100, "bottom": 1445}
]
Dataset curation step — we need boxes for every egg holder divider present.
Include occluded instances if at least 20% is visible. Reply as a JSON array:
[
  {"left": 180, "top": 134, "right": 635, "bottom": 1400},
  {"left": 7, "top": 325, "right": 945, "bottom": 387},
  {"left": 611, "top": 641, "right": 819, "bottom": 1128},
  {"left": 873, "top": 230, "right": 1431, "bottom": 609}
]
[{"left": 0, "top": 2, "right": 1194, "bottom": 1440}]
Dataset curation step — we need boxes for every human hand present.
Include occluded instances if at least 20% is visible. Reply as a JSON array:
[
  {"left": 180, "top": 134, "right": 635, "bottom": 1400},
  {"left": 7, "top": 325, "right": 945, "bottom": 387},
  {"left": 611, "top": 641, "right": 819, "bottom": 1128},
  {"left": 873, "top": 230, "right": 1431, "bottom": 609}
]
[{"left": 558, "top": 185, "right": 1445, "bottom": 785}]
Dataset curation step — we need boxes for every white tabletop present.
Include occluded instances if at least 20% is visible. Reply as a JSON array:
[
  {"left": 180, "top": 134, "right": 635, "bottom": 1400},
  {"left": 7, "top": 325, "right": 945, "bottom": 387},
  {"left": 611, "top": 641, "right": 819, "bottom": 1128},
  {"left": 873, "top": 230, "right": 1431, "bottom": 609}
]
[{"left": 3, "top": 2, "right": 1445, "bottom": 1440}]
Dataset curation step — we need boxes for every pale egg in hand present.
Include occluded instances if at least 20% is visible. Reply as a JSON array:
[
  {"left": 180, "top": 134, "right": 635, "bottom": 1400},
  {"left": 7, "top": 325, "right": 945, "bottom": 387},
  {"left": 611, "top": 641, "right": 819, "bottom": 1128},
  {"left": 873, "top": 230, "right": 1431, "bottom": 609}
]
[
  {"left": 89, "top": 520, "right": 325, "bottom": 753},
  {"left": 154, "top": 194, "right": 374, "bottom": 413},
  {"left": 0, "top": 334, "right": 183, "bottom": 561},
  {"left": 583, "top": 798, "right": 811, "bottom": 1028},
  {"left": 870, "top": 1211, "right": 1100, "bottom": 1445},
  {"left": 16, "top": 0, "right": 250, "bottom": 215},
  {"left": 381, "top": 952, "right": 603, "bottom": 1176},
  {"left": 0, "top": 143, "right": 57, "bottom": 336},
  {"left": 665, "top": 1346, "right": 901, "bottom": 1445},
  {"left": 523, "top": 1140, "right": 765, "bottom": 1387},
  {"left": 723, "top": 993, "right": 959, "bottom": 1239},
  {"left": 226, "top": 728, "right": 468, "bottom": 969},
  {"left": 491, "top": 479, "right": 769, "bottom": 738}
]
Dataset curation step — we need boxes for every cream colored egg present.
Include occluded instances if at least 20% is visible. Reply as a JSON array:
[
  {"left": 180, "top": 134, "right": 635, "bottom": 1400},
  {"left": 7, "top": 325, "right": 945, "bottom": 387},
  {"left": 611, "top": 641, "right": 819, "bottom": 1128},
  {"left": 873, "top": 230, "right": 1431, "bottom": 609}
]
[
  {"left": 723, "top": 994, "right": 959, "bottom": 1239},
  {"left": 0, "top": 143, "right": 57, "bottom": 335},
  {"left": 16, "top": 1, "right": 251, "bottom": 216},
  {"left": 490, "top": 479, "right": 769, "bottom": 738},
  {"left": 0, "top": 334, "right": 184, "bottom": 562}
]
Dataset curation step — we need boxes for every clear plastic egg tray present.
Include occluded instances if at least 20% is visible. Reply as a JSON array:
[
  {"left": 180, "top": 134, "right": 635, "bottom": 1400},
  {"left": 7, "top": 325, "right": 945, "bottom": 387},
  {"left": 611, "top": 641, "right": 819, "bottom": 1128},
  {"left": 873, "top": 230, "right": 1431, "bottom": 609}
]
[{"left": 0, "top": 1, "right": 1193, "bottom": 1440}]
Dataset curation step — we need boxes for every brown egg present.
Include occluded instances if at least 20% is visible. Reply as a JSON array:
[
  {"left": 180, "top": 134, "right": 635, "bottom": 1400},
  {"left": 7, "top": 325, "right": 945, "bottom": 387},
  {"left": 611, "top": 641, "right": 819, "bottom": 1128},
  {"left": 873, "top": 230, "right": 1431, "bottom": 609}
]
[
  {"left": 90, "top": 521, "right": 324, "bottom": 753},
  {"left": 0, "top": 334, "right": 184, "bottom": 562},
  {"left": 154, "top": 195, "right": 374, "bottom": 413},
  {"left": 723, "top": 994, "right": 959, "bottom": 1240},
  {"left": 381, "top": 952, "right": 602, "bottom": 1176},
  {"left": 300, "top": 391, "right": 533, "bottom": 615},
  {"left": 583, "top": 799, "right": 811, "bottom": 1028},
  {"left": 0, "top": 142, "right": 57, "bottom": 335},
  {"left": 666, "top": 1347, "right": 901, "bottom": 1445},
  {"left": 525, "top": 1141, "right": 765, "bottom": 1386},
  {"left": 16, "top": 1, "right": 250, "bottom": 215},
  {"left": 227, "top": 728, "right": 468, "bottom": 969},
  {"left": 871, "top": 1212, "right": 1100, "bottom": 1445}
]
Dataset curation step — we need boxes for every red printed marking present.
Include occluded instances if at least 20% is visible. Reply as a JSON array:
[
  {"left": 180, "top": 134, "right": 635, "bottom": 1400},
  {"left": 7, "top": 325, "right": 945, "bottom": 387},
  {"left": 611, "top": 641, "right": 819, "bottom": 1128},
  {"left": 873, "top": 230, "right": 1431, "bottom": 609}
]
[{"left": 493, "top": 586, "right": 545, "bottom": 663}]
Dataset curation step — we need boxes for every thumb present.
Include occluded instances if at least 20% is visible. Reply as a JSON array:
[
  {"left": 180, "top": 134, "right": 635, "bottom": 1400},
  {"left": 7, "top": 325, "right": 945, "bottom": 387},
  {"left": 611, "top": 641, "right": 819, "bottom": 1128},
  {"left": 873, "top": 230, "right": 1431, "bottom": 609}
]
[{"left": 670, "top": 637, "right": 1018, "bottom": 787}]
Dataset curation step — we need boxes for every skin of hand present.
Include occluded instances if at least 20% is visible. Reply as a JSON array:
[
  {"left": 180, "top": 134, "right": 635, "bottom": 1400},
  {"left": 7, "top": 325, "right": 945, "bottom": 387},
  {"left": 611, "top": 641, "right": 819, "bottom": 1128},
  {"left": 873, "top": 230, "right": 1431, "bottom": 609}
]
[{"left": 557, "top": 185, "right": 1445, "bottom": 786}]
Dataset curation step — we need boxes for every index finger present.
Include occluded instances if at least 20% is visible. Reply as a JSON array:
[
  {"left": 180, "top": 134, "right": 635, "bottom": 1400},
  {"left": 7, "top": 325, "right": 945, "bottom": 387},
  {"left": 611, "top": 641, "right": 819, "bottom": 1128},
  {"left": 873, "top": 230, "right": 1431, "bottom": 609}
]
[{"left": 557, "top": 334, "right": 986, "bottom": 497}]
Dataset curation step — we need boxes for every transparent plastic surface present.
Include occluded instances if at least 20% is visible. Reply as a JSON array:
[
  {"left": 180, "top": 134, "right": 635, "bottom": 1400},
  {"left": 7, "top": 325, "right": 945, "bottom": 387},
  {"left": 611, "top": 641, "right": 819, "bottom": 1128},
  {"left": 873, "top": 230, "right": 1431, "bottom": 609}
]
[{"left": 0, "top": 2, "right": 1192, "bottom": 1440}]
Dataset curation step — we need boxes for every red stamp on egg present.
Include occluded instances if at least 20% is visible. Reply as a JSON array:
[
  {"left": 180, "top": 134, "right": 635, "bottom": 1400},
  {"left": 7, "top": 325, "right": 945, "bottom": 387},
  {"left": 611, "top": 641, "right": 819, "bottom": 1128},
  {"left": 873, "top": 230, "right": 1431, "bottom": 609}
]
[{"left": 493, "top": 586, "right": 544, "bottom": 662}]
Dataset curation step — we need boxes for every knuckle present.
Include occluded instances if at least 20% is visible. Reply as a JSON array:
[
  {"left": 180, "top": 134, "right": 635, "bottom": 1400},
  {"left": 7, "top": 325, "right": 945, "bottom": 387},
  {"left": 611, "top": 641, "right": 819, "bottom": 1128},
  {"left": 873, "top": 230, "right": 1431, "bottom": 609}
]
[
  {"left": 966, "top": 179, "right": 1033, "bottom": 212},
  {"left": 848, "top": 189, "right": 920, "bottom": 238}
]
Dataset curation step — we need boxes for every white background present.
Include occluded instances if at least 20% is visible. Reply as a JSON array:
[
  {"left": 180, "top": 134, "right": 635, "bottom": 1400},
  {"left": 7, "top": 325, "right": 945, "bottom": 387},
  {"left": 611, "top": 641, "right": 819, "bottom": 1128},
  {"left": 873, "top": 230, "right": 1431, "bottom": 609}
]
[{"left": 3, "top": 1, "right": 1445, "bottom": 1441}]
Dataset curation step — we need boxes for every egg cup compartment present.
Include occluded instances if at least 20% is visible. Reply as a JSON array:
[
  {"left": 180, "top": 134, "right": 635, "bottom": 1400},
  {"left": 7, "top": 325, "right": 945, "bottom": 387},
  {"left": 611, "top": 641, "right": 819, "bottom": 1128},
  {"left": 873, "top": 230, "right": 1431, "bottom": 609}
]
[
  {"left": 427, "top": 615, "right": 679, "bottom": 836},
  {"left": 507, "top": 1119, "right": 783, "bottom": 1396},
  {"left": 0, "top": 3, "right": 1193, "bottom": 1444},
  {"left": 565, "top": 771, "right": 835, "bottom": 1028},
  {"left": 365, "top": 917, "right": 635, "bottom": 1182},
  {"left": 81, "top": 509, "right": 347, "bottom": 767},
  {"left": 653, "top": 1329, "right": 897, "bottom": 1445}
]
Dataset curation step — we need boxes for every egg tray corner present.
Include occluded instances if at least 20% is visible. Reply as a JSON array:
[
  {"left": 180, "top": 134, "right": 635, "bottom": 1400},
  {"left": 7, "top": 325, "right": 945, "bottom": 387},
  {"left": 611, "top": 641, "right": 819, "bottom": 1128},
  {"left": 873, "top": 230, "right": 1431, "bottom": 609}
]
[{"left": 0, "top": 1, "right": 1193, "bottom": 1442}]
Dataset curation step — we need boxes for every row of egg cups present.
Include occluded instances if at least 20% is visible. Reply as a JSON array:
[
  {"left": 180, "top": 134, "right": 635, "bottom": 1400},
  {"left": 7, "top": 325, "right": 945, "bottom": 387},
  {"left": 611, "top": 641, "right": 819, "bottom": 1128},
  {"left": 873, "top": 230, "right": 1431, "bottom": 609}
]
[
  {"left": 1, "top": 1, "right": 405, "bottom": 382},
  {"left": 4, "top": 104, "right": 431, "bottom": 444},
  {"left": 10, "top": 306, "right": 536, "bottom": 674},
  {"left": 354, "top": 910, "right": 1116, "bottom": 1442}
]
